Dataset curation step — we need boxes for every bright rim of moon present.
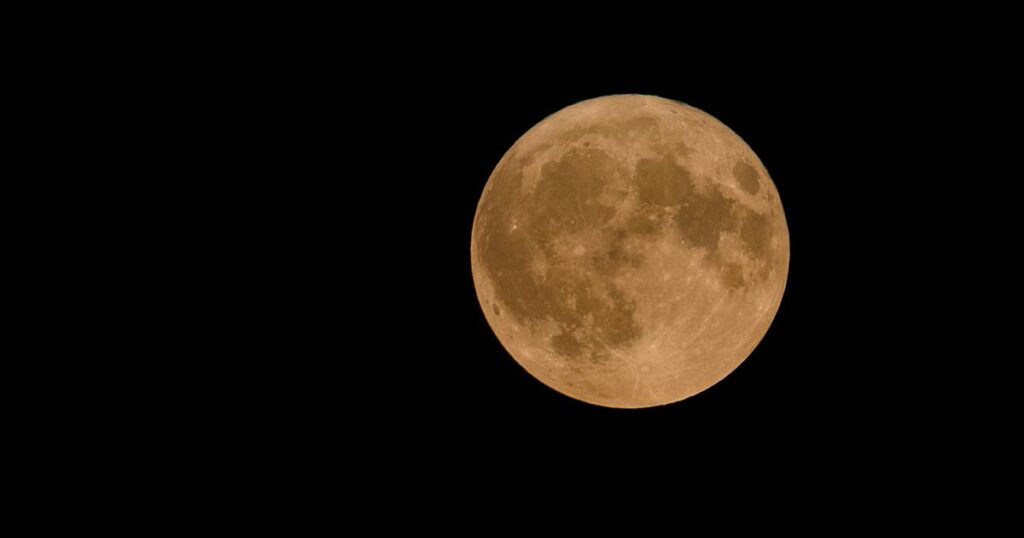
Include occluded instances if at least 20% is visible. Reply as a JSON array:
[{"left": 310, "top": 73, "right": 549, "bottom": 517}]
[{"left": 471, "top": 95, "right": 789, "bottom": 408}]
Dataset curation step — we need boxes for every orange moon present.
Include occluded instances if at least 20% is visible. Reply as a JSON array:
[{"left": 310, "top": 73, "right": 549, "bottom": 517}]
[{"left": 471, "top": 95, "right": 789, "bottom": 408}]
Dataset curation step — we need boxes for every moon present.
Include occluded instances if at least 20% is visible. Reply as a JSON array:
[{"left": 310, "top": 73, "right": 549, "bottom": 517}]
[{"left": 471, "top": 95, "right": 789, "bottom": 408}]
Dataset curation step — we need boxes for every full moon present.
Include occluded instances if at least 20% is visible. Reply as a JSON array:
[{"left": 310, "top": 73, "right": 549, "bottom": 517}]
[{"left": 471, "top": 95, "right": 789, "bottom": 408}]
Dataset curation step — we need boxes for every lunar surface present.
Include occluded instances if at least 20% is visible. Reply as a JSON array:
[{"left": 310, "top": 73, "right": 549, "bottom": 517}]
[{"left": 471, "top": 95, "right": 789, "bottom": 408}]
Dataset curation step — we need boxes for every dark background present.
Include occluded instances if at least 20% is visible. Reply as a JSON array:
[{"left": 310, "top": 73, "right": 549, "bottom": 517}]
[
  {"left": 167, "top": 21, "right": 1014, "bottom": 484},
  {"left": 337, "top": 52, "right": 999, "bottom": 466},
  {"left": 13, "top": 8, "right": 1017, "bottom": 524}
]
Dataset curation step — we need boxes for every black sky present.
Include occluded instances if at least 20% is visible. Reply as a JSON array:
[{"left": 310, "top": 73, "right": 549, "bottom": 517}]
[
  {"left": 203, "top": 24, "right": 1015, "bottom": 485},
  {"left": 340, "top": 61, "right": 952, "bottom": 451},
  {"left": 22, "top": 9, "right": 1018, "bottom": 523}
]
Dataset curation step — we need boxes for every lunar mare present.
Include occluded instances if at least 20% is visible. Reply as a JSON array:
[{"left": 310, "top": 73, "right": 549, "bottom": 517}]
[{"left": 471, "top": 95, "right": 789, "bottom": 408}]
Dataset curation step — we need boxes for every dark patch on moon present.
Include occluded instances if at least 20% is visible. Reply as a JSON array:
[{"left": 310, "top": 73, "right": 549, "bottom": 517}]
[
  {"left": 551, "top": 328, "right": 584, "bottom": 358},
  {"left": 607, "top": 231, "right": 645, "bottom": 267},
  {"left": 631, "top": 155, "right": 740, "bottom": 255},
  {"left": 673, "top": 180, "right": 739, "bottom": 253},
  {"left": 720, "top": 264, "right": 745, "bottom": 289},
  {"left": 591, "top": 214, "right": 657, "bottom": 276},
  {"left": 628, "top": 154, "right": 776, "bottom": 289},
  {"left": 740, "top": 211, "right": 771, "bottom": 259},
  {"left": 598, "top": 285, "right": 641, "bottom": 345},
  {"left": 624, "top": 214, "right": 658, "bottom": 236},
  {"left": 535, "top": 148, "right": 618, "bottom": 234},
  {"left": 634, "top": 157, "right": 695, "bottom": 207},
  {"left": 740, "top": 211, "right": 774, "bottom": 281},
  {"left": 733, "top": 161, "right": 761, "bottom": 195},
  {"left": 476, "top": 147, "right": 644, "bottom": 363}
]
